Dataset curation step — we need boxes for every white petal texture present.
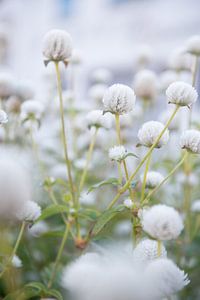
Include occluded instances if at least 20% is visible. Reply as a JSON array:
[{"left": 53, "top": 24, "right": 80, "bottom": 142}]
[
  {"left": 180, "top": 129, "right": 200, "bottom": 154},
  {"left": 166, "top": 81, "right": 198, "bottom": 106}
]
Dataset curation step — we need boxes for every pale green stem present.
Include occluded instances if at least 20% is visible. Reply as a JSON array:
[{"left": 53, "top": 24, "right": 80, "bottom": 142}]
[
  {"left": 140, "top": 153, "right": 151, "bottom": 202},
  {"left": 143, "top": 151, "right": 188, "bottom": 203},
  {"left": 189, "top": 55, "right": 199, "bottom": 126},
  {"left": 107, "top": 105, "right": 179, "bottom": 209},
  {"left": 79, "top": 127, "right": 98, "bottom": 194},
  {"left": 157, "top": 240, "right": 162, "bottom": 257},
  {"left": 54, "top": 62, "right": 76, "bottom": 205},
  {"left": 48, "top": 223, "right": 70, "bottom": 289},
  {"left": 0, "top": 222, "right": 26, "bottom": 278}
]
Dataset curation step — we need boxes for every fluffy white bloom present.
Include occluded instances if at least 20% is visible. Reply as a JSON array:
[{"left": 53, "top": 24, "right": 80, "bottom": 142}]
[
  {"left": 43, "top": 29, "right": 73, "bottom": 64},
  {"left": 0, "top": 71, "right": 15, "bottom": 99},
  {"left": 88, "top": 83, "right": 107, "bottom": 103},
  {"left": 0, "top": 109, "right": 8, "bottom": 124},
  {"left": 140, "top": 171, "right": 164, "bottom": 189},
  {"left": 86, "top": 110, "right": 112, "bottom": 129},
  {"left": 180, "top": 129, "right": 200, "bottom": 154},
  {"left": 166, "top": 81, "right": 198, "bottom": 106},
  {"left": 133, "top": 69, "right": 157, "bottom": 100},
  {"left": 109, "top": 145, "right": 127, "bottom": 161},
  {"left": 20, "top": 100, "right": 44, "bottom": 120},
  {"left": 168, "top": 48, "right": 191, "bottom": 72},
  {"left": 159, "top": 70, "right": 179, "bottom": 91},
  {"left": 141, "top": 204, "right": 184, "bottom": 240},
  {"left": 185, "top": 35, "right": 200, "bottom": 56},
  {"left": 145, "top": 258, "right": 189, "bottom": 298},
  {"left": 191, "top": 200, "right": 200, "bottom": 212},
  {"left": 177, "top": 173, "right": 198, "bottom": 186},
  {"left": 15, "top": 80, "right": 35, "bottom": 102},
  {"left": 16, "top": 201, "right": 41, "bottom": 222},
  {"left": 138, "top": 121, "right": 169, "bottom": 148},
  {"left": 103, "top": 84, "right": 136, "bottom": 115},
  {"left": 92, "top": 68, "right": 112, "bottom": 84},
  {"left": 123, "top": 198, "right": 133, "bottom": 209},
  {"left": 12, "top": 255, "right": 22, "bottom": 268},
  {"left": 133, "top": 239, "right": 167, "bottom": 264}
]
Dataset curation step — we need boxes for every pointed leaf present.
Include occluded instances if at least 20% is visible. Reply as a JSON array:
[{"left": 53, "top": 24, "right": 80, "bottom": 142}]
[
  {"left": 87, "top": 178, "right": 120, "bottom": 194},
  {"left": 35, "top": 204, "right": 69, "bottom": 223}
]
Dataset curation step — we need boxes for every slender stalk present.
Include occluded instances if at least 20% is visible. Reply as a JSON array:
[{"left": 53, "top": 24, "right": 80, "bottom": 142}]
[
  {"left": 140, "top": 153, "right": 151, "bottom": 202},
  {"left": 0, "top": 222, "right": 26, "bottom": 278},
  {"left": 143, "top": 151, "right": 188, "bottom": 203},
  {"left": 191, "top": 55, "right": 198, "bottom": 86},
  {"left": 107, "top": 105, "right": 179, "bottom": 209},
  {"left": 157, "top": 240, "right": 162, "bottom": 257},
  {"left": 54, "top": 62, "right": 76, "bottom": 204},
  {"left": 79, "top": 127, "right": 98, "bottom": 193},
  {"left": 48, "top": 223, "right": 70, "bottom": 288}
]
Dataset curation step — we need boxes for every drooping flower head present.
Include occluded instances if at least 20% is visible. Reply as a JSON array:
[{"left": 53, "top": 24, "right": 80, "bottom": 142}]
[{"left": 180, "top": 129, "right": 200, "bottom": 154}]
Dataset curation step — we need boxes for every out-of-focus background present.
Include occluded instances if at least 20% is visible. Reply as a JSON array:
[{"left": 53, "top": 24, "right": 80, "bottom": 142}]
[{"left": 0, "top": 0, "right": 199, "bottom": 95}]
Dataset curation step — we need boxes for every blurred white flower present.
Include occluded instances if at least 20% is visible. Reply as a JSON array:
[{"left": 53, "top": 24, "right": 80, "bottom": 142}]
[
  {"left": 135, "top": 45, "right": 153, "bottom": 67},
  {"left": 185, "top": 35, "right": 200, "bottom": 56},
  {"left": 177, "top": 172, "right": 198, "bottom": 186},
  {"left": 20, "top": 100, "right": 44, "bottom": 121},
  {"left": 0, "top": 109, "right": 8, "bottom": 124},
  {"left": 0, "top": 71, "right": 15, "bottom": 99},
  {"left": 180, "top": 129, "right": 200, "bottom": 154},
  {"left": 91, "top": 68, "right": 112, "bottom": 84},
  {"left": 168, "top": 48, "right": 191, "bottom": 72},
  {"left": 86, "top": 110, "right": 112, "bottom": 129},
  {"left": 103, "top": 84, "right": 136, "bottom": 115},
  {"left": 166, "top": 81, "right": 198, "bottom": 107},
  {"left": 43, "top": 29, "right": 73, "bottom": 64},
  {"left": 69, "top": 48, "right": 82, "bottom": 65},
  {"left": 133, "top": 239, "right": 167, "bottom": 264},
  {"left": 80, "top": 191, "right": 96, "bottom": 206},
  {"left": 15, "top": 79, "right": 35, "bottom": 102},
  {"left": 133, "top": 69, "right": 157, "bottom": 101},
  {"left": 141, "top": 204, "right": 184, "bottom": 240},
  {"left": 140, "top": 171, "right": 164, "bottom": 189},
  {"left": 191, "top": 200, "right": 200, "bottom": 212},
  {"left": 138, "top": 121, "right": 169, "bottom": 148},
  {"left": 145, "top": 258, "right": 189, "bottom": 298},
  {"left": 123, "top": 198, "right": 133, "bottom": 209},
  {"left": 29, "top": 221, "right": 49, "bottom": 237},
  {"left": 109, "top": 145, "right": 127, "bottom": 162},
  {"left": 159, "top": 70, "right": 179, "bottom": 91},
  {"left": 88, "top": 83, "right": 107, "bottom": 103},
  {"left": 12, "top": 255, "right": 22, "bottom": 268},
  {"left": 16, "top": 201, "right": 41, "bottom": 222}
]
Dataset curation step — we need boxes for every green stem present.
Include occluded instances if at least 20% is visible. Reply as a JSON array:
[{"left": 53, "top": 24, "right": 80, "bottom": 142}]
[
  {"left": 140, "top": 153, "right": 151, "bottom": 202},
  {"left": 79, "top": 127, "right": 98, "bottom": 194},
  {"left": 54, "top": 62, "right": 76, "bottom": 205},
  {"left": 107, "top": 105, "right": 179, "bottom": 209},
  {"left": 143, "top": 151, "right": 188, "bottom": 203},
  {"left": 48, "top": 223, "right": 70, "bottom": 289},
  {"left": 0, "top": 222, "right": 26, "bottom": 278},
  {"left": 157, "top": 240, "right": 162, "bottom": 257}
]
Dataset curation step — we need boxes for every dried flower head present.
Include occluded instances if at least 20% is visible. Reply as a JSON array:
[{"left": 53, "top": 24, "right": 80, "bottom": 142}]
[
  {"left": 185, "top": 35, "right": 200, "bottom": 56},
  {"left": 180, "top": 129, "right": 200, "bottom": 154},
  {"left": 133, "top": 69, "right": 157, "bottom": 101},
  {"left": 86, "top": 110, "right": 112, "bottom": 129},
  {"left": 166, "top": 81, "right": 198, "bottom": 107},
  {"left": 0, "top": 109, "right": 8, "bottom": 125},
  {"left": 140, "top": 171, "right": 164, "bottom": 189},
  {"left": 103, "top": 84, "right": 136, "bottom": 115},
  {"left": 109, "top": 145, "right": 127, "bottom": 162},
  {"left": 138, "top": 121, "right": 169, "bottom": 148},
  {"left": 141, "top": 204, "right": 184, "bottom": 240},
  {"left": 42, "top": 29, "right": 73, "bottom": 65}
]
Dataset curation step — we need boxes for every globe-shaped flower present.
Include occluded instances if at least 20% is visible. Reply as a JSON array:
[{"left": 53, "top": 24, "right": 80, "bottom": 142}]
[
  {"left": 185, "top": 35, "right": 200, "bottom": 56},
  {"left": 166, "top": 81, "right": 198, "bottom": 107},
  {"left": 103, "top": 84, "right": 136, "bottom": 115},
  {"left": 16, "top": 201, "right": 41, "bottom": 222},
  {"left": 109, "top": 145, "right": 127, "bottom": 162},
  {"left": 86, "top": 110, "right": 112, "bottom": 129},
  {"left": 180, "top": 130, "right": 200, "bottom": 154},
  {"left": 140, "top": 171, "right": 164, "bottom": 189},
  {"left": 133, "top": 69, "right": 157, "bottom": 101}
]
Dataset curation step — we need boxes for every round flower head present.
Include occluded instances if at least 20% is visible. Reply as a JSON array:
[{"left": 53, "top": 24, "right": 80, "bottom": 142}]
[
  {"left": 138, "top": 121, "right": 169, "bottom": 148},
  {"left": 103, "top": 84, "right": 136, "bottom": 115},
  {"left": 88, "top": 83, "right": 107, "bottom": 103},
  {"left": 86, "top": 110, "right": 112, "bottom": 129},
  {"left": 133, "top": 69, "right": 157, "bottom": 101},
  {"left": 191, "top": 200, "right": 200, "bottom": 212},
  {"left": 145, "top": 258, "right": 189, "bottom": 298},
  {"left": 123, "top": 198, "right": 133, "bottom": 209},
  {"left": 42, "top": 29, "right": 73, "bottom": 65},
  {"left": 140, "top": 171, "right": 164, "bottom": 189},
  {"left": 16, "top": 201, "right": 41, "bottom": 222},
  {"left": 180, "top": 129, "right": 200, "bottom": 154},
  {"left": 185, "top": 35, "right": 200, "bottom": 56},
  {"left": 133, "top": 239, "right": 167, "bottom": 264},
  {"left": 141, "top": 204, "right": 184, "bottom": 240},
  {"left": 166, "top": 81, "right": 198, "bottom": 107},
  {"left": 109, "top": 145, "right": 127, "bottom": 162},
  {"left": 0, "top": 71, "right": 15, "bottom": 99},
  {"left": 0, "top": 110, "right": 8, "bottom": 125},
  {"left": 20, "top": 100, "right": 44, "bottom": 121}
]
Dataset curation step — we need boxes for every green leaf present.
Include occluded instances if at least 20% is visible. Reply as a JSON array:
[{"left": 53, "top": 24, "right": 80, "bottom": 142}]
[
  {"left": 78, "top": 208, "right": 100, "bottom": 221},
  {"left": 91, "top": 205, "right": 126, "bottom": 236},
  {"left": 124, "top": 152, "right": 138, "bottom": 159},
  {"left": 35, "top": 204, "right": 69, "bottom": 223},
  {"left": 25, "top": 281, "right": 45, "bottom": 291},
  {"left": 46, "top": 289, "right": 63, "bottom": 300},
  {"left": 87, "top": 178, "right": 119, "bottom": 194}
]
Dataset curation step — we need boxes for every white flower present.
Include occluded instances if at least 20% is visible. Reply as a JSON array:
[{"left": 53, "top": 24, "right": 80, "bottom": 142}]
[
  {"left": 103, "top": 84, "right": 136, "bottom": 115},
  {"left": 42, "top": 29, "right": 73, "bottom": 64},
  {"left": 69, "top": 49, "right": 82, "bottom": 65},
  {"left": 141, "top": 204, "right": 184, "bottom": 240},
  {"left": 191, "top": 200, "right": 200, "bottom": 212},
  {"left": 177, "top": 172, "right": 198, "bottom": 186},
  {"left": 140, "top": 171, "right": 164, "bottom": 189},
  {"left": 0, "top": 71, "right": 15, "bottom": 99},
  {"left": 92, "top": 68, "right": 112, "bottom": 84},
  {"left": 88, "top": 83, "right": 107, "bottom": 103},
  {"left": 180, "top": 130, "right": 200, "bottom": 154},
  {"left": 159, "top": 70, "right": 179, "bottom": 91},
  {"left": 168, "top": 48, "right": 191, "bottom": 72},
  {"left": 145, "top": 258, "right": 189, "bottom": 298},
  {"left": 20, "top": 100, "right": 44, "bottom": 120},
  {"left": 86, "top": 110, "right": 112, "bottom": 129},
  {"left": 133, "top": 239, "right": 167, "bottom": 264},
  {"left": 16, "top": 79, "right": 35, "bottom": 102},
  {"left": 135, "top": 45, "right": 153, "bottom": 66},
  {"left": 16, "top": 201, "right": 41, "bottom": 222},
  {"left": 109, "top": 145, "right": 127, "bottom": 162},
  {"left": 138, "top": 121, "right": 169, "bottom": 148},
  {"left": 185, "top": 35, "right": 200, "bottom": 56},
  {"left": 12, "top": 255, "right": 22, "bottom": 268},
  {"left": 123, "top": 198, "right": 133, "bottom": 209},
  {"left": 28, "top": 221, "right": 49, "bottom": 237},
  {"left": 166, "top": 81, "right": 198, "bottom": 107},
  {"left": 0, "top": 109, "right": 8, "bottom": 124},
  {"left": 133, "top": 69, "right": 157, "bottom": 100}
]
